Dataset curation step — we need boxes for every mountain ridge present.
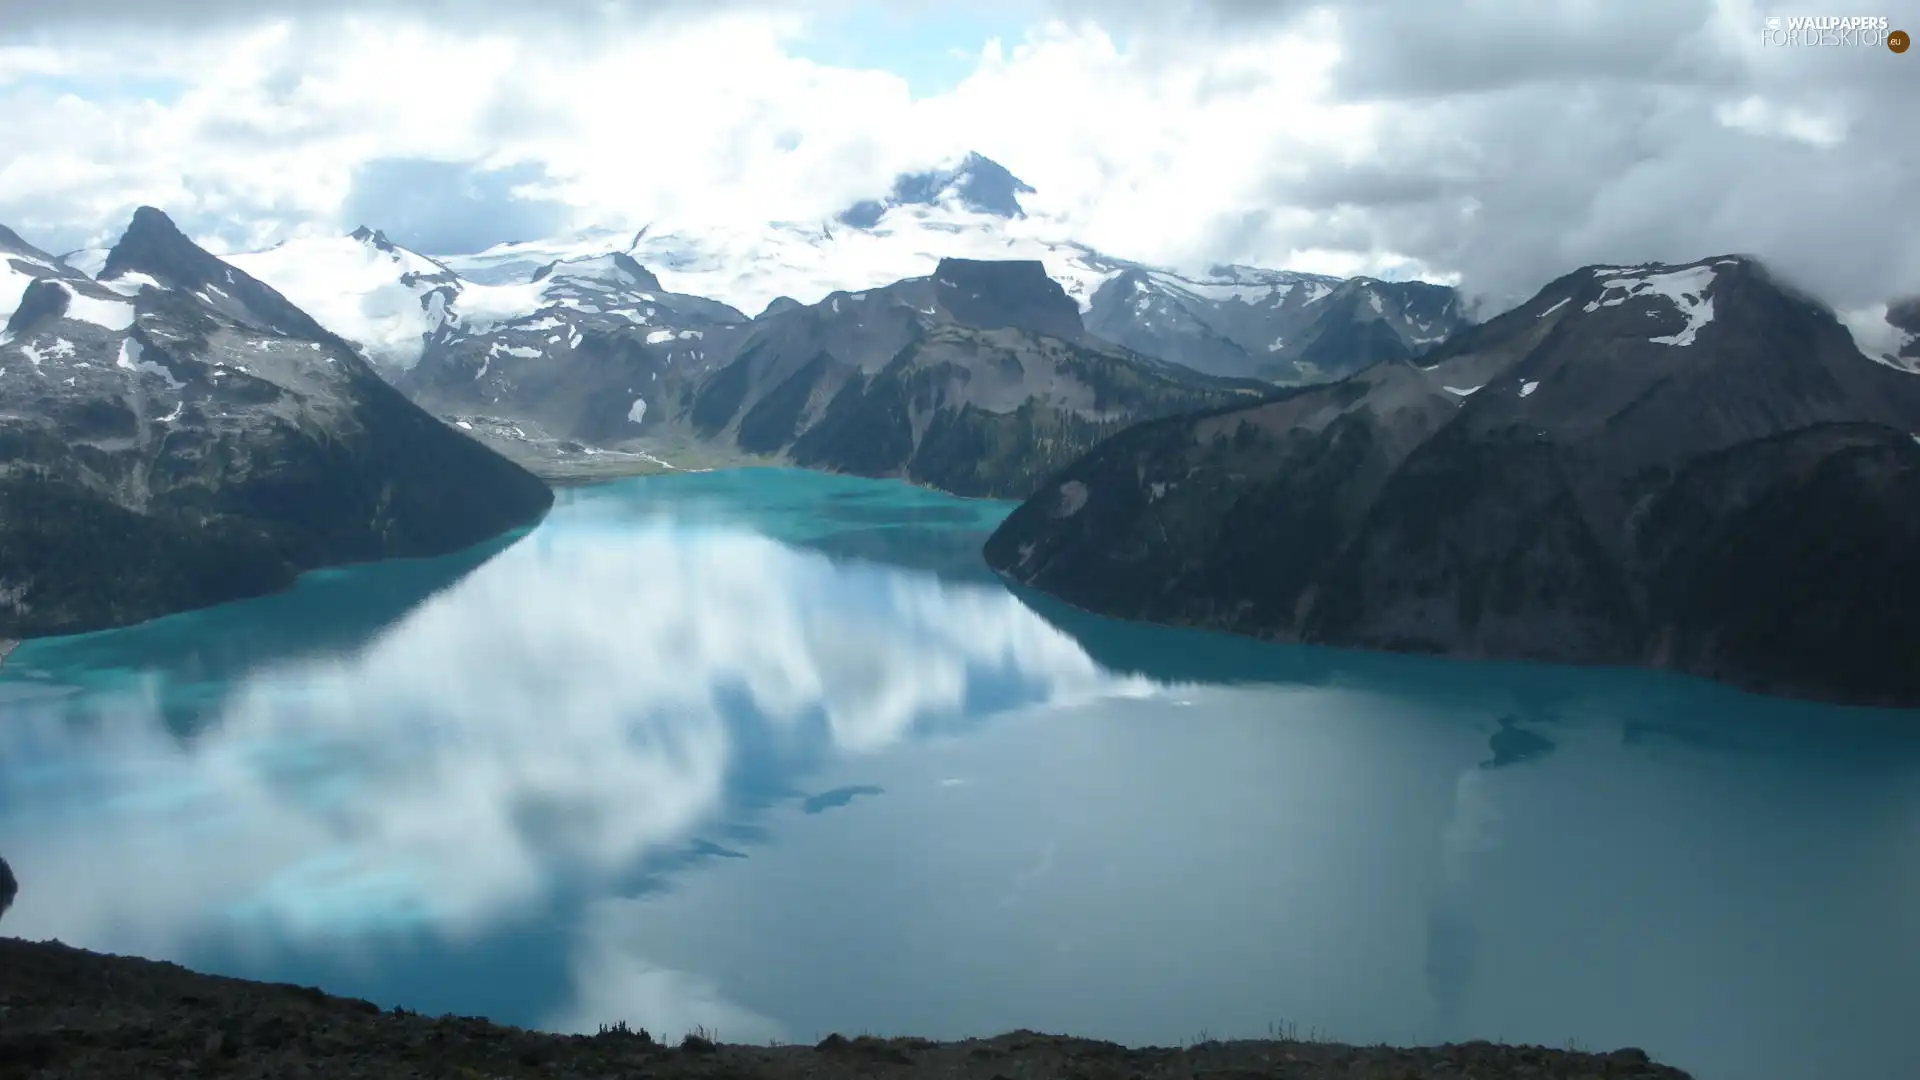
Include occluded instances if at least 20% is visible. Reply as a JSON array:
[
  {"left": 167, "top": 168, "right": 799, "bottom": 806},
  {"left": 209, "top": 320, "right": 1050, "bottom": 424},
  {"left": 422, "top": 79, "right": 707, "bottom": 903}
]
[
  {"left": 0, "top": 207, "right": 554, "bottom": 640},
  {"left": 984, "top": 251, "right": 1920, "bottom": 707}
]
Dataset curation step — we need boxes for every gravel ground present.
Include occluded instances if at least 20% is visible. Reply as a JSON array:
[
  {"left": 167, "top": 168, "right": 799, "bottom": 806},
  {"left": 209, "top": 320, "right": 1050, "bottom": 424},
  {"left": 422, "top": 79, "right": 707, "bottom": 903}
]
[{"left": 0, "top": 937, "right": 1694, "bottom": 1080}]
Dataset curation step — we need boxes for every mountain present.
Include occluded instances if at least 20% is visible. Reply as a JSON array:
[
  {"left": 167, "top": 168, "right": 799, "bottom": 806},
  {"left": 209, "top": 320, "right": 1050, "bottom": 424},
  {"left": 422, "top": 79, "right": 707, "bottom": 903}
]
[
  {"left": 984, "top": 255, "right": 1920, "bottom": 707},
  {"left": 670, "top": 257, "right": 1267, "bottom": 497},
  {"left": 215, "top": 226, "right": 462, "bottom": 369},
  {"left": 397, "top": 254, "right": 1263, "bottom": 497},
  {"left": 835, "top": 151, "right": 1037, "bottom": 227},
  {"left": 392, "top": 246, "right": 749, "bottom": 468},
  {"left": 432, "top": 226, "right": 646, "bottom": 287},
  {"left": 0, "top": 208, "right": 553, "bottom": 639},
  {"left": 416, "top": 152, "right": 1467, "bottom": 384},
  {"left": 1085, "top": 265, "right": 1468, "bottom": 382}
]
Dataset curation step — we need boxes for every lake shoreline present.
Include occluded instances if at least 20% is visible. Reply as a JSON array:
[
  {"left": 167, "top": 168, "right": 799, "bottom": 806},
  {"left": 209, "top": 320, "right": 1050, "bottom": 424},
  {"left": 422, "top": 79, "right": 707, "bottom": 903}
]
[{"left": 0, "top": 936, "right": 1693, "bottom": 1079}]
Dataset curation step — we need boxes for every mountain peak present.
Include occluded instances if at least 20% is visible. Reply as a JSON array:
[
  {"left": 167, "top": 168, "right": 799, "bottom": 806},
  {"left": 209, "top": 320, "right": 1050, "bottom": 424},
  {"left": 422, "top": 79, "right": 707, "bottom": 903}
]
[
  {"left": 836, "top": 152, "right": 1037, "bottom": 228},
  {"left": 529, "top": 251, "right": 662, "bottom": 292},
  {"left": 928, "top": 257, "right": 1083, "bottom": 341},
  {"left": 99, "top": 205, "right": 348, "bottom": 346},
  {"left": 349, "top": 225, "right": 398, "bottom": 252},
  {"left": 99, "top": 205, "right": 197, "bottom": 282}
]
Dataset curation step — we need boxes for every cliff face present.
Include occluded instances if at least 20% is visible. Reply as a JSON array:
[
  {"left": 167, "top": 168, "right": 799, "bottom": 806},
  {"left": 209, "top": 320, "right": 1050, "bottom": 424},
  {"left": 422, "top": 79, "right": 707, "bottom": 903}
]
[
  {"left": 986, "top": 256, "right": 1920, "bottom": 707},
  {"left": 0, "top": 208, "right": 553, "bottom": 639}
]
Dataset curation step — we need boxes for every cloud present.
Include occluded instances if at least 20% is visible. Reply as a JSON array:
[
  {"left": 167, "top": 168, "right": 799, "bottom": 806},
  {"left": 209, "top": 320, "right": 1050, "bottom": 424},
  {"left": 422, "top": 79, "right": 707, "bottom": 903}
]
[
  {"left": 0, "top": 515, "right": 1148, "bottom": 957},
  {"left": 341, "top": 159, "right": 569, "bottom": 254},
  {"left": 546, "top": 898, "right": 787, "bottom": 1043},
  {"left": 0, "top": 0, "right": 1914, "bottom": 313}
]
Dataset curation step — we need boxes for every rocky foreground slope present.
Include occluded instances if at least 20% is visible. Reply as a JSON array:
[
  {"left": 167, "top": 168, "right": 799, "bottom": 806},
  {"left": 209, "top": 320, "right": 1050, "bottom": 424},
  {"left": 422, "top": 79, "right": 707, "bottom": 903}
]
[
  {"left": 0, "top": 937, "right": 1691, "bottom": 1080},
  {"left": 986, "top": 255, "right": 1920, "bottom": 707},
  {"left": 0, "top": 209, "right": 553, "bottom": 639}
]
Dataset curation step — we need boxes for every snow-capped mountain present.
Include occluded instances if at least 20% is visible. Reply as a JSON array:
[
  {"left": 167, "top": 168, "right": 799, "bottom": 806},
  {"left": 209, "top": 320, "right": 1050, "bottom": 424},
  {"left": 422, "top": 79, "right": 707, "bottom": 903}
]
[
  {"left": 433, "top": 226, "right": 644, "bottom": 287},
  {"left": 0, "top": 208, "right": 550, "bottom": 638},
  {"left": 210, "top": 226, "right": 745, "bottom": 374},
  {"left": 178, "top": 153, "right": 1472, "bottom": 393},
  {"left": 446, "top": 206, "right": 1133, "bottom": 326},
  {"left": 835, "top": 150, "right": 1036, "bottom": 227},
  {"left": 398, "top": 245, "right": 745, "bottom": 433},
  {"left": 987, "top": 252, "right": 1920, "bottom": 706},
  {"left": 1086, "top": 264, "right": 1468, "bottom": 381}
]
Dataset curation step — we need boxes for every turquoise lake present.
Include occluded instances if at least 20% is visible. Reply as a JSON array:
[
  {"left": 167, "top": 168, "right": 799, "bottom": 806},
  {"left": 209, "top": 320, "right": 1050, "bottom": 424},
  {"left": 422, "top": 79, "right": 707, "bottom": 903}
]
[{"left": 1, "top": 468, "right": 1916, "bottom": 1080}]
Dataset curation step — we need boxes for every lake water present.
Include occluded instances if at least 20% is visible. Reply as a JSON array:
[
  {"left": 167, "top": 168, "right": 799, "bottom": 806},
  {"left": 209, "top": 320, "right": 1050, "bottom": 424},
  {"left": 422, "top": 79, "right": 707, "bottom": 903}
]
[{"left": 1, "top": 469, "right": 1916, "bottom": 1080}]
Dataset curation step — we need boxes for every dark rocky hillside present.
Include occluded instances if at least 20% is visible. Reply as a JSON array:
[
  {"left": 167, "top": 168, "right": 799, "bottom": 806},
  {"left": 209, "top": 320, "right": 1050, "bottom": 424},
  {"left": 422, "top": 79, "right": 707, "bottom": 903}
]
[
  {"left": 672, "top": 258, "right": 1266, "bottom": 498},
  {"left": 0, "top": 937, "right": 1693, "bottom": 1080},
  {"left": 986, "top": 255, "right": 1920, "bottom": 706}
]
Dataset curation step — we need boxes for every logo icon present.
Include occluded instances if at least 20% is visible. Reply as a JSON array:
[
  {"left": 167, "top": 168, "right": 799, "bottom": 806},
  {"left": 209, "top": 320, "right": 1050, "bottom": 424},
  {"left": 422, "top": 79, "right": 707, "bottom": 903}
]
[
  {"left": 1891, "top": 28, "right": 1911, "bottom": 52},
  {"left": 1766, "top": 16, "right": 1781, "bottom": 30}
]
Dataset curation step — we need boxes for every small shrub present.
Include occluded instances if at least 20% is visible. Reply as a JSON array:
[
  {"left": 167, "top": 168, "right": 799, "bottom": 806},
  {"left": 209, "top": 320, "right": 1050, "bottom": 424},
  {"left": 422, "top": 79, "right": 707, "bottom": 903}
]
[{"left": 680, "top": 1027, "right": 718, "bottom": 1054}]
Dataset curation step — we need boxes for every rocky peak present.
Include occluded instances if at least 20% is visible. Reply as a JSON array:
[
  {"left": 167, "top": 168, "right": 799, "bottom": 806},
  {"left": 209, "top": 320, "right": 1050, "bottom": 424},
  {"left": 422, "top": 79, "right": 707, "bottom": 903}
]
[
  {"left": 529, "top": 251, "right": 662, "bottom": 292},
  {"left": 836, "top": 152, "right": 1038, "bottom": 228},
  {"left": 930, "top": 258, "right": 1083, "bottom": 341},
  {"left": 100, "top": 206, "right": 348, "bottom": 346},
  {"left": 1, "top": 224, "right": 60, "bottom": 265},
  {"left": 0, "top": 225, "right": 86, "bottom": 282},
  {"left": 349, "top": 225, "right": 398, "bottom": 253},
  {"left": 3, "top": 277, "right": 73, "bottom": 336},
  {"left": 757, "top": 295, "right": 804, "bottom": 320}
]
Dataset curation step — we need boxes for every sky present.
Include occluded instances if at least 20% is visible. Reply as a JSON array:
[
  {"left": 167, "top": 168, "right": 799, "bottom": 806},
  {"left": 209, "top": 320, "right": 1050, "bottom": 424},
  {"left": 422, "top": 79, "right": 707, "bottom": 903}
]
[{"left": 0, "top": 0, "right": 1915, "bottom": 312}]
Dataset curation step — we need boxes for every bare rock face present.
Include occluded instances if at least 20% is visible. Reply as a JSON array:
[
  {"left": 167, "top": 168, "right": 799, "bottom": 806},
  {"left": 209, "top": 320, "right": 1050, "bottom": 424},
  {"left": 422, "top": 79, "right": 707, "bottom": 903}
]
[
  {"left": 988, "top": 255, "right": 1920, "bottom": 707},
  {"left": 0, "top": 854, "right": 15, "bottom": 923},
  {"left": 0, "top": 208, "right": 554, "bottom": 639}
]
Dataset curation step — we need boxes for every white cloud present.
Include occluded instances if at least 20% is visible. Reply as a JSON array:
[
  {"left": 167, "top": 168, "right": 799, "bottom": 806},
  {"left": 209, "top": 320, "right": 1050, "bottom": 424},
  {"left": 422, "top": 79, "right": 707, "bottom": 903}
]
[{"left": 0, "top": 0, "right": 1913, "bottom": 311}]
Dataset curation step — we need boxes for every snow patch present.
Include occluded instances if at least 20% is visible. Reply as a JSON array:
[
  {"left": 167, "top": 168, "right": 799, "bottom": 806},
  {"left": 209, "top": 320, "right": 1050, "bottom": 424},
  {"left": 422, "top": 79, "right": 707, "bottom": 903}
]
[
  {"left": 116, "top": 337, "right": 182, "bottom": 388},
  {"left": 57, "top": 284, "right": 137, "bottom": 331},
  {"left": 1581, "top": 265, "right": 1718, "bottom": 346},
  {"left": 1052, "top": 480, "right": 1089, "bottom": 518},
  {"left": 227, "top": 235, "right": 462, "bottom": 369},
  {"left": 457, "top": 420, "right": 474, "bottom": 430},
  {"left": 645, "top": 329, "right": 676, "bottom": 345},
  {"left": 60, "top": 248, "right": 109, "bottom": 277},
  {"left": 1520, "top": 380, "right": 1540, "bottom": 397},
  {"left": 1367, "top": 290, "right": 1384, "bottom": 315},
  {"left": 1838, "top": 305, "right": 1920, "bottom": 375},
  {"left": 100, "top": 271, "right": 162, "bottom": 297},
  {"left": 1443, "top": 384, "right": 1483, "bottom": 396},
  {"left": 1537, "top": 297, "right": 1570, "bottom": 318},
  {"left": 628, "top": 397, "right": 648, "bottom": 424}
]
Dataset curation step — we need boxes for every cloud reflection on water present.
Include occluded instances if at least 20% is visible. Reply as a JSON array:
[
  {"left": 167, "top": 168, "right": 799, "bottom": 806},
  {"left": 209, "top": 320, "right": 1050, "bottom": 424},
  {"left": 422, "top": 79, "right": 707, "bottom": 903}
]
[{"left": 0, "top": 513, "right": 1158, "bottom": 995}]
